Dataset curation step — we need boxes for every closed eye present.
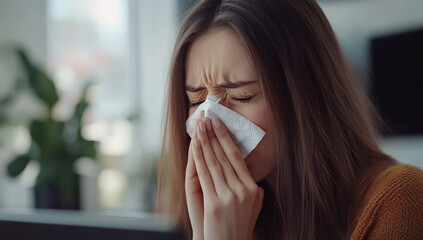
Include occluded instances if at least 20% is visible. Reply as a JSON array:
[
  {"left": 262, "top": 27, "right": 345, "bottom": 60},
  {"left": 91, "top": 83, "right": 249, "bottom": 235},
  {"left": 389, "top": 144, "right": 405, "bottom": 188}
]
[
  {"left": 230, "top": 96, "right": 254, "bottom": 103},
  {"left": 189, "top": 100, "right": 205, "bottom": 108}
]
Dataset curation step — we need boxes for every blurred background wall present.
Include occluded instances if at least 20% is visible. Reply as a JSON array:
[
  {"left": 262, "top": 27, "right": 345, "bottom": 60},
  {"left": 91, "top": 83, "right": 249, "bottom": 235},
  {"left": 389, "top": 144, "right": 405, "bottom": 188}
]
[
  {"left": 321, "top": 0, "right": 423, "bottom": 169},
  {"left": 0, "top": 0, "right": 47, "bottom": 62},
  {"left": 0, "top": 0, "right": 47, "bottom": 209},
  {"left": 321, "top": 0, "right": 423, "bottom": 85},
  {"left": 0, "top": 0, "right": 422, "bottom": 213}
]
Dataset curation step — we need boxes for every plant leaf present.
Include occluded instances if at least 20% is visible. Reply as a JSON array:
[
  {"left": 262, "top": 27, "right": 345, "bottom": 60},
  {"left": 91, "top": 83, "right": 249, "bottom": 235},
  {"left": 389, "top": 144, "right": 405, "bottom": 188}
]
[
  {"left": 16, "top": 49, "right": 58, "bottom": 108},
  {"left": 7, "top": 154, "right": 31, "bottom": 177}
]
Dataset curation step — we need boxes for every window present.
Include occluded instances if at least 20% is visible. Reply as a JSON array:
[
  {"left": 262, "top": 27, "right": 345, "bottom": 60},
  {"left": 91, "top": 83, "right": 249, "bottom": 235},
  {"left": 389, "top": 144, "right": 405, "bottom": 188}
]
[{"left": 47, "top": 0, "right": 177, "bottom": 211}]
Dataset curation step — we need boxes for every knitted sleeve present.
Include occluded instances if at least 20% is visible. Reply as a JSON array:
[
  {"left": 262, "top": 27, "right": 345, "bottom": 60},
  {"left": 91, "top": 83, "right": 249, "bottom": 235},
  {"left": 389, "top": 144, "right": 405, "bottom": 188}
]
[{"left": 352, "top": 165, "right": 423, "bottom": 240}]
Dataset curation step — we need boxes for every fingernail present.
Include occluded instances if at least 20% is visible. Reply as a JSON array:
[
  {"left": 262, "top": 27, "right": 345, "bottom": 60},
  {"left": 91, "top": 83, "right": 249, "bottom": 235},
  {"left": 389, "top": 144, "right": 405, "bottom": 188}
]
[
  {"left": 199, "top": 121, "right": 206, "bottom": 132},
  {"left": 212, "top": 118, "right": 221, "bottom": 129}
]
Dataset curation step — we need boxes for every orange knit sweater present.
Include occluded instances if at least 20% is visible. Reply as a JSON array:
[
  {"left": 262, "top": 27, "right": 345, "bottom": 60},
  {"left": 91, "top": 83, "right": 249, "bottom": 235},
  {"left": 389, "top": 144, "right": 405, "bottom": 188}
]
[{"left": 351, "top": 164, "right": 423, "bottom": 239}]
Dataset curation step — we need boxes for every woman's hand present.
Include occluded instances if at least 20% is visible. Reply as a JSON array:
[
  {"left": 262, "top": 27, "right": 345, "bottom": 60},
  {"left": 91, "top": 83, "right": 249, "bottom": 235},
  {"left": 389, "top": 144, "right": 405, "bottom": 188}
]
[
  {"left": 186, "top": 140, "right": 205, "bottom": 240},
  {"left": 189, "top": 116, "right": 264, "bottom": 240},
  {"left": 185, "top": 114, "right": 205, "bottom": 240}
]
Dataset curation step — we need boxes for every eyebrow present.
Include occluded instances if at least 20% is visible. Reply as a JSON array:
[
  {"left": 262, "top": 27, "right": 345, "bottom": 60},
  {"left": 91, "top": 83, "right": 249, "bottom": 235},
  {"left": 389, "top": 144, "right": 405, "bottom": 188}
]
[{"left": 185, "top": 80, "right": 258, "bottom": 92}]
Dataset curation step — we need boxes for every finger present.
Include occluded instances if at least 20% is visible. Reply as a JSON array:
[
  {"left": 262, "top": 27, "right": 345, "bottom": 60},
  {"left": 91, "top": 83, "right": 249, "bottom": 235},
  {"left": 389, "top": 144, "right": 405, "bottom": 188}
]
[
  {"left": 197, "top": 120, "right": 229, "bottom": 197},
  {"left": 211, "top": 118, "right": 255, "bottom": 186},
  {"left": 185, "top": 141, "right": 203, "bottom": 205},
  {"left": 185, "top": 145, "right": 201, "bottom": 202},
  {"left": 194, "top": 110, "right": 204, "bottom": 138},
  {"left": 185, "top": 141, "right": 204, "bottom": 237},
  {"left": 254, "top": 187, "right": 264, "bottom": 214},
  {"left": 187, "top": 116, "right": 200, "bottom": 181},
  {"left": 203, "top": 118, "right": 240, "bottom": 190},
  {"left": 192, "top": 135, "right": 217, "bottom": 198},
  {"left": 248, "top": 187, "right": 264, "bottom": 236},
  {"left": 188, "top": 112, "right": 203, "bottom": 181},
  {"left": 185, "top": 141, "right": 196, "bottom": 185}
]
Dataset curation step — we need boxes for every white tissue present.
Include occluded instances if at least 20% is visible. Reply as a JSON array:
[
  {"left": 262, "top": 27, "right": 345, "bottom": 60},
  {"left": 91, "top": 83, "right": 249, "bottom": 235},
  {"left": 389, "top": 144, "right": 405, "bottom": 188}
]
[{"left": 186, "top": 95, "right": 266, "bottom": 159}]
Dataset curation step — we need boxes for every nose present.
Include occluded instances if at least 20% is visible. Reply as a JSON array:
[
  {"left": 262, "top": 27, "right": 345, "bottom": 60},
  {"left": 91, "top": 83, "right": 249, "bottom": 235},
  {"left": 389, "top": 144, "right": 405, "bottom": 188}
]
[
  {"left": 214, "top": 94, "right": 232, "bottom": 110},
  {"left": 206, "top": 92, "right": 230, "bottom": 110},
  {"left": 207, "top": 94, "right": 222, "bottom": 102}
]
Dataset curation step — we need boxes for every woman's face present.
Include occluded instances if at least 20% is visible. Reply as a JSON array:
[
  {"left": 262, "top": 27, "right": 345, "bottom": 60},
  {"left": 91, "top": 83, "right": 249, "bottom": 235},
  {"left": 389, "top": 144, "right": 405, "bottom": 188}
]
[{"left": 185, "top": 28, "right": 276, "bottom": 183}]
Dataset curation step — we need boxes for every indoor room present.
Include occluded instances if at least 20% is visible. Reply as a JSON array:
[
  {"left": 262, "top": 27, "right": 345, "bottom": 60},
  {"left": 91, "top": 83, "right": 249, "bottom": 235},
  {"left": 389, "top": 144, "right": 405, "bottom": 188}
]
[{"left": 0, "top": 0, "right": 422, "bottom": 239}]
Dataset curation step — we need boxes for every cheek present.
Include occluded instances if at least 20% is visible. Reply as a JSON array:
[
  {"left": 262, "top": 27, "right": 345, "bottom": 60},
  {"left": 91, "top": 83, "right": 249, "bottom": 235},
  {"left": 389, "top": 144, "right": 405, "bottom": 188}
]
[{"left": 237, "top": 101, "right": 276, "bottom": 181}]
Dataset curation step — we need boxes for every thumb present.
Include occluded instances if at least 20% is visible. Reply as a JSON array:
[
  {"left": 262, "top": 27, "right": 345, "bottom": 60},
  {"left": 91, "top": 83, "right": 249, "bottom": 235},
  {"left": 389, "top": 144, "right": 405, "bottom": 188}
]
[
  {"left": 249, "top": 187, "right": 265, "bottom": 237},
  {"left": 254, "top": 187, "right": 265, "bottom": 213}
]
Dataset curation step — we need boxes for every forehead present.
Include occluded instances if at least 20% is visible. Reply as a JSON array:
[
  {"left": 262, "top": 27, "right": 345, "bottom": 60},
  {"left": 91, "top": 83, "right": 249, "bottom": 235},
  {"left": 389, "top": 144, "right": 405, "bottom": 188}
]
[{"left": 185, "top": 28, "right": 258, "bottom": 86}]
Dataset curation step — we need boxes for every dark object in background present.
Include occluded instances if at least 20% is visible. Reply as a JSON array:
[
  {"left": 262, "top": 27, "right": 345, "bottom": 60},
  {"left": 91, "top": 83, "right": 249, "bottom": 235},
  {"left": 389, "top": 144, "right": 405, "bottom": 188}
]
[
  {"left": 0, "top": 210, "right": 184, "bottom": 240},
  {"left": 34, "top": 181, "right": 80, "bottom": 210},
  {"left": 370, "top": 28, "right": 423, "bottom": 136}
]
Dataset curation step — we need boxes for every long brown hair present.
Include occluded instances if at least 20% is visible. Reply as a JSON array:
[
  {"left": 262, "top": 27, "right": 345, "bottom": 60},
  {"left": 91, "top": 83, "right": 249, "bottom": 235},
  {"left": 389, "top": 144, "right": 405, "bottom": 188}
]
[{"left": 156, "top": 0, "right": 395, "bottom": 239}]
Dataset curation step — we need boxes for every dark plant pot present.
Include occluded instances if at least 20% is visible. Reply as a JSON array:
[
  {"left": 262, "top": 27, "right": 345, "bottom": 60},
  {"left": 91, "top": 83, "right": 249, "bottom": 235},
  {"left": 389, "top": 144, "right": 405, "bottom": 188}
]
[{"left": 34, "top": 177, "right": 81, "bottom": 210}]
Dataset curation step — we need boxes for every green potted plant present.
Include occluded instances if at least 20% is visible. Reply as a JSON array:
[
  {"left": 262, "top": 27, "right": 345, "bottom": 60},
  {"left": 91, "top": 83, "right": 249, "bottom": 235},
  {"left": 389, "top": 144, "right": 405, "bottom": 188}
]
[{"left": 6, "top": 48, "right": 97, "bottom": 210}]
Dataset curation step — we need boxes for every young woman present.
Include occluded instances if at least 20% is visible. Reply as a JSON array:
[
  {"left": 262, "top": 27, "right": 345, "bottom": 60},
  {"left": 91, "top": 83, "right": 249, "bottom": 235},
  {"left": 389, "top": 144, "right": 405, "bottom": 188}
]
[{"left": 156, "top": 0, "right": 423, "bottom": 239}]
